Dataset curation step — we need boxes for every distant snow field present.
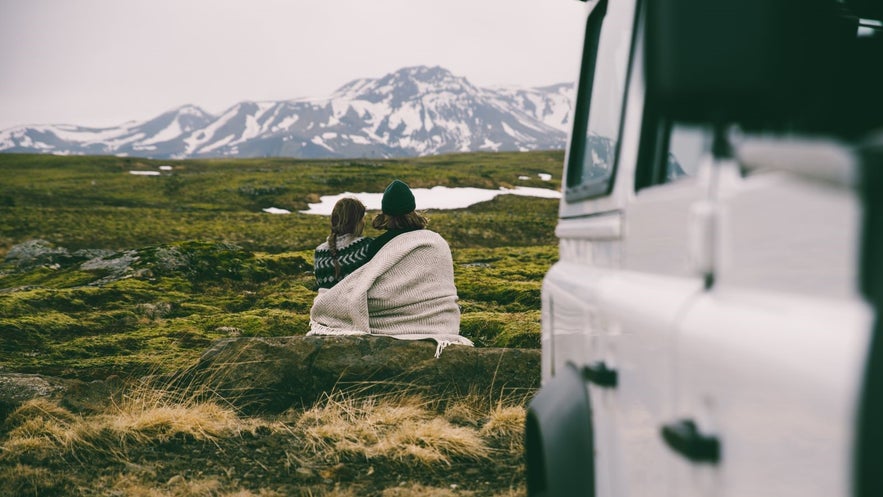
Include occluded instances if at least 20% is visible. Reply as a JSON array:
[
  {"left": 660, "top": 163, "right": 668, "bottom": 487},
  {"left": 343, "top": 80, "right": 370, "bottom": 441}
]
[
  {"left": 299, "top": 185, "right": 561, "bottom": 216},
  {"left": 262, "top": 207, "right": 292, "bottom": 215}
]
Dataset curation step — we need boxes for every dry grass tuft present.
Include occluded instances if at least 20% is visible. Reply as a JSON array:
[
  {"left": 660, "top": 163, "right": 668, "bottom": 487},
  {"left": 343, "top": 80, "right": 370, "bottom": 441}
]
[
  {"left": 443, "top": 399, "right": 483, "bottom": 427},
  {"left": 107, "top": 473, "right": 285, "bottom": 497},
  {"left": 106, "top": 400, "right": 243, "bottom": 443},
  {"left": 305, "top": 488, "right": 359, "bottom": 497},
  {"left": 99, "top": 372, "right": 284, "bottom": 445},
  {"left": 491, "top": 489, "right": 526, "bottom": 497},
  {"left": 481, "top": 405, "right": 526, "bottom": 453},
  {"left": 380, "top": 483, "right": 474, "bottom": 496},
  {"left": 481, "top": 405, "right": 525, "bottom": 438},
  {"left": 298, "top": 392, "right": 489, "bottom": 466},
  {"left": 0, "top": 381, "right": 530, "bottom": 496},
  {"left": 0, "top": 463, "right": 77, "bottom": 496},
  {"left": 2, "top": 399, "right": 85, "bottom": 460},
  {"left": 0, "top": 382, "right": 278, "bottom": 466}
]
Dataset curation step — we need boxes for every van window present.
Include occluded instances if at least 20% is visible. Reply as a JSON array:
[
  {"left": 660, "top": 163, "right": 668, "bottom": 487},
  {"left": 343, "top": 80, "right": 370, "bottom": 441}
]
[
  {"left": 565, "top": 0, "right": 637, "bottom": 201},
  {"left": 635, "top": 120, "right": 711, "bottom": 189},
  {"left": 666, "top": 123, "right": 710, "bottom": 181}
]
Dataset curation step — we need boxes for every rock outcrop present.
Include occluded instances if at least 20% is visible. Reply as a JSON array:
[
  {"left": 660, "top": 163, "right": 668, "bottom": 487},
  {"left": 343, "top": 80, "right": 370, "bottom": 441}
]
[
  {"left": 0, "top": 336, "right": 540, "bottom": 419},
  {"left": 191, "top": 335, "right": 540, "bottom": 413}
]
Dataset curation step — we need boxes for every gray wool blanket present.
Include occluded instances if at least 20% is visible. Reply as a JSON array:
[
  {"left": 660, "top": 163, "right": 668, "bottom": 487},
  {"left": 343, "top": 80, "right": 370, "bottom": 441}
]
[{"left": 308, "top": 229, "right": 473, "bottom": 356}]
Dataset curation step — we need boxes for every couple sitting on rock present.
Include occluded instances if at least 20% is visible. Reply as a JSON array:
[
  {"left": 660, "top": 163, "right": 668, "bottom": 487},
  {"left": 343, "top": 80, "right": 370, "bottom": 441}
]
[{"left": 309, "top": 180, "right": 473, "bottom": 357}]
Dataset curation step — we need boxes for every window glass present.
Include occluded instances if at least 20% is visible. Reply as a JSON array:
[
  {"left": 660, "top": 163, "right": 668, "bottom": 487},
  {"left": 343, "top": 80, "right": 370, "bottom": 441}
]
[
  {"left": 635, "top": 120, "right": 711, "bottom": 190},
  {"left": 665, "top": 124, "right": 710, "bottom": 181},
  {"left": 565, "top": 0, "right": 637, "bottom": 199}
]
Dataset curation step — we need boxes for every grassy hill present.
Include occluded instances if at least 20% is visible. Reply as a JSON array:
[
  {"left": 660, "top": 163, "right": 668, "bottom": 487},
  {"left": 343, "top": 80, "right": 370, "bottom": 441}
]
[{"left": 0, "top": 151, "right": 562, "bottom": 496}]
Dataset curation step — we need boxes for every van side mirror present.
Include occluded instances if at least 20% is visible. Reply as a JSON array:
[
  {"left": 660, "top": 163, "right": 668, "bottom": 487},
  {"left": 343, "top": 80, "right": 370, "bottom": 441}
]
[{"left": 644, "top": 0, "right": 852, "bottom": 126}]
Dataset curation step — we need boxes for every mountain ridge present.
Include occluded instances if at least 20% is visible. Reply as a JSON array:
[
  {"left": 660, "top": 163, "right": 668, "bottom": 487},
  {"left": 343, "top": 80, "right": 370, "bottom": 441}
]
[{"left": 0, "top": 66, "right": 573, "bottom": 159}]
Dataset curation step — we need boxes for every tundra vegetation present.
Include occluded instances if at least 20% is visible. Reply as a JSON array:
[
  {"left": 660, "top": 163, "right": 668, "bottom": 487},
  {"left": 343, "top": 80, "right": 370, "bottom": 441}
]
[{"left": 0, "top": 151, "right": 561, "bottom": 496}]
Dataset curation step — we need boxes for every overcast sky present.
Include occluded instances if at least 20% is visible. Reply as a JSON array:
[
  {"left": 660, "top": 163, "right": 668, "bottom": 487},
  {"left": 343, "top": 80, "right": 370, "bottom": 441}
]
[{"left": 0, "top": 0, "right": 585, "bottom": 131}]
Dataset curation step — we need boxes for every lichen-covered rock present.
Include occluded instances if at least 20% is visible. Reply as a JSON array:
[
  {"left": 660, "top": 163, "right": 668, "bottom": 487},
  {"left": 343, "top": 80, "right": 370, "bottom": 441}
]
[
  {"left": 193, "top": 335, "right": 540, "bottom": 413},
  {"left": 4, "top": 239, "right": 71, "bottom": 268}
]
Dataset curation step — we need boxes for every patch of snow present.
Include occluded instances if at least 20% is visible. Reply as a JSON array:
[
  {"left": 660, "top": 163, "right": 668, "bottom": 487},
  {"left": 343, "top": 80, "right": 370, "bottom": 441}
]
[
  {"left": 184, "top": 108, "right": 235, "bottom": 153},
  {"left": 501, "top": 122, "right": 533, "bottom": 143},
  {"left": 201, "top": 134, "right": 236, "bottom": 153},
  {"left": 538, "top": 173, "right": 552, "bottom": 181},
  {"left": 330, "top": 99, "right": 352, "bottom": 118},
  {"left": 310, "top": 135, "right": 334, "bottom": 152},
  {"left": 129, "top": 170, "right": 161, "bottom": 176},
  {"left": 232, "top": 115, "right": 261, "bottom": 144},
  {"left": 159, "top": 165, "right": 173, "bottom": 171},
  {"left": 519, "top": 175, "right": 530, "bottom": 180},
  {"left": 104, "top": 132, "right": 145, "bottom": 149},
  {"left": 274, "top": 114, "right": 299, "bottom": 131},
  {"left": 479, "top": 138, "right": 501, "bottom": 151},
  {"left": 142, "top": 118, "right": 183, "bottom": 145},
  {"left": 301, "top": 186, "right": 560, "bottom": 215},
  {"left": 256, "top": 101, "right": 276, "bottom": 118},
  {"left": 422, "top": 106, "right": 434, "bottom": 132},
  {"left": 387, "top": 104, "right": 423, "bottom": 135},
  {"left": 176, "top": 105, "right": 213, "bottom": 120},
  {"left": 262, "top": 207, "right": 291, "bottom": 214},
  {"left": 48, "top": 125, "right": 129, "bottom": 143}
]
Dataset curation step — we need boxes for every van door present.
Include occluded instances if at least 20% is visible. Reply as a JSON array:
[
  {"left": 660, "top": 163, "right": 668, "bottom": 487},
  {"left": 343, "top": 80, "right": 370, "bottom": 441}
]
[
  {"left": 666, "top": 143, "right": 873, "bottom": 497},
  {"left": 607, "top": 114, "right": 717, "bottom": 496},
  {"left": 539, "top": 0, "right": 640, "bottom": 494},
  {"left": 543, "top": 1, "right": 720, "bottom": 495}
]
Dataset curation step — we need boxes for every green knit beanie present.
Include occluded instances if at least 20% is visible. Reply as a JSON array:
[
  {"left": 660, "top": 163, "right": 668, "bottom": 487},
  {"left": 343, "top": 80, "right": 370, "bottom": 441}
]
[{"left": 381, "top": 180, "right": 416, "bottom": 216}]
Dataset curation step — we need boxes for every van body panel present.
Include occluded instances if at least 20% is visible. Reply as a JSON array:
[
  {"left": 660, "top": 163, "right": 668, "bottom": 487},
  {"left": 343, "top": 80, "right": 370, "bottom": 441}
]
[
  {"left": 672, "top": 292, "right": 871, "bottom": 497},
  {"left": 529, "top": 0, "right": 880, "bottom": 496}
]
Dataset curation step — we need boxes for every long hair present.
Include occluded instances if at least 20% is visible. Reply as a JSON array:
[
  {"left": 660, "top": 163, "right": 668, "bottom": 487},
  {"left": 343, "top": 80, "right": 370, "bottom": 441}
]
[
  {"left": 328, "top": 197, "right": 366, "bottom": 278},
  {"left": 372, "top": 211, "right": 428, "bottom": 231}
]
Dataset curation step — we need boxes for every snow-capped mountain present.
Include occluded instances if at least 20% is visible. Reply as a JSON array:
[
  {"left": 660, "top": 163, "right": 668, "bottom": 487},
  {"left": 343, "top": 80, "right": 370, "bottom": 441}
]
[{"left": 0, "top": 66, "right": 573, "bottom": 159}]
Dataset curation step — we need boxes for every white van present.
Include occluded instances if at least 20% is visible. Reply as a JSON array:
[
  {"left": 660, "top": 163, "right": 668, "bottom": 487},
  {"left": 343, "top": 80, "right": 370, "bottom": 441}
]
[{"left": 526, "top": 1, "right": 883, "bottom": 496}]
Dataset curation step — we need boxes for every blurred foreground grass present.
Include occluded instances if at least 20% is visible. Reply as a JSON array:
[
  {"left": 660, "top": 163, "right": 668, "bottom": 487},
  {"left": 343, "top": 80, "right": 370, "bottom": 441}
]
[{"left": 1, "top": 379, "right": 529, "bottom": 496}]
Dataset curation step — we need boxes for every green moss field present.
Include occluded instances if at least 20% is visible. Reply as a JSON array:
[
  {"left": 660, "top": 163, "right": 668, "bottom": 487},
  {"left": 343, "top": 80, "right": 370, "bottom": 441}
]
[{"left": 0, "top": 151, "right": 562, "bottom": 379}]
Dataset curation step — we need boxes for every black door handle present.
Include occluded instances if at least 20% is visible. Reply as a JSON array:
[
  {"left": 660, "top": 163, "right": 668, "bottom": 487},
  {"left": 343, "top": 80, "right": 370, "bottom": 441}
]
[
  {"left": 582, "top": 361, "right": 617, "bottom": 388},
  {"left": 661, "top": 419, "right": 721, "bottom": 463}
]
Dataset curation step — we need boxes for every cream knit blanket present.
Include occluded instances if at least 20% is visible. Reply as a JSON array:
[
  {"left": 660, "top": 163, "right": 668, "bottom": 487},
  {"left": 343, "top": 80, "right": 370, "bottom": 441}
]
[{"left": 308, "top": 229, "right": 473, "bottom": 356}]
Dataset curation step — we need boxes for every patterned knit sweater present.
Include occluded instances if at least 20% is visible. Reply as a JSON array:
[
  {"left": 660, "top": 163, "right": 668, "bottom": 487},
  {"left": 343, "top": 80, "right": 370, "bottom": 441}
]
[
  {"left": 309, "top": 229, "right": 473, "bottom": 356},
  {"left": 314, "top": 234, "right": 373, "bottom": 289}
]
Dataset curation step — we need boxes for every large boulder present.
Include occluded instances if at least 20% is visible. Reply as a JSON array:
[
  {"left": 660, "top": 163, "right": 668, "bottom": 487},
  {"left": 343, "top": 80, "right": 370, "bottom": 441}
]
[{"left": 191, "top": 335, "right": 540, "bottom": 413}]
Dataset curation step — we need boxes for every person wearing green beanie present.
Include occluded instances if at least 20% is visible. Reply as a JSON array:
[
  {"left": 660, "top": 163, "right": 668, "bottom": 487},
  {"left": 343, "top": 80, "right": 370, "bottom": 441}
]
[
  {"left": 366, "top": 179, "right": 428, "bottom": 258},
  {"left": 380, "top": 179, "right": 416, "bottom": 216}
]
